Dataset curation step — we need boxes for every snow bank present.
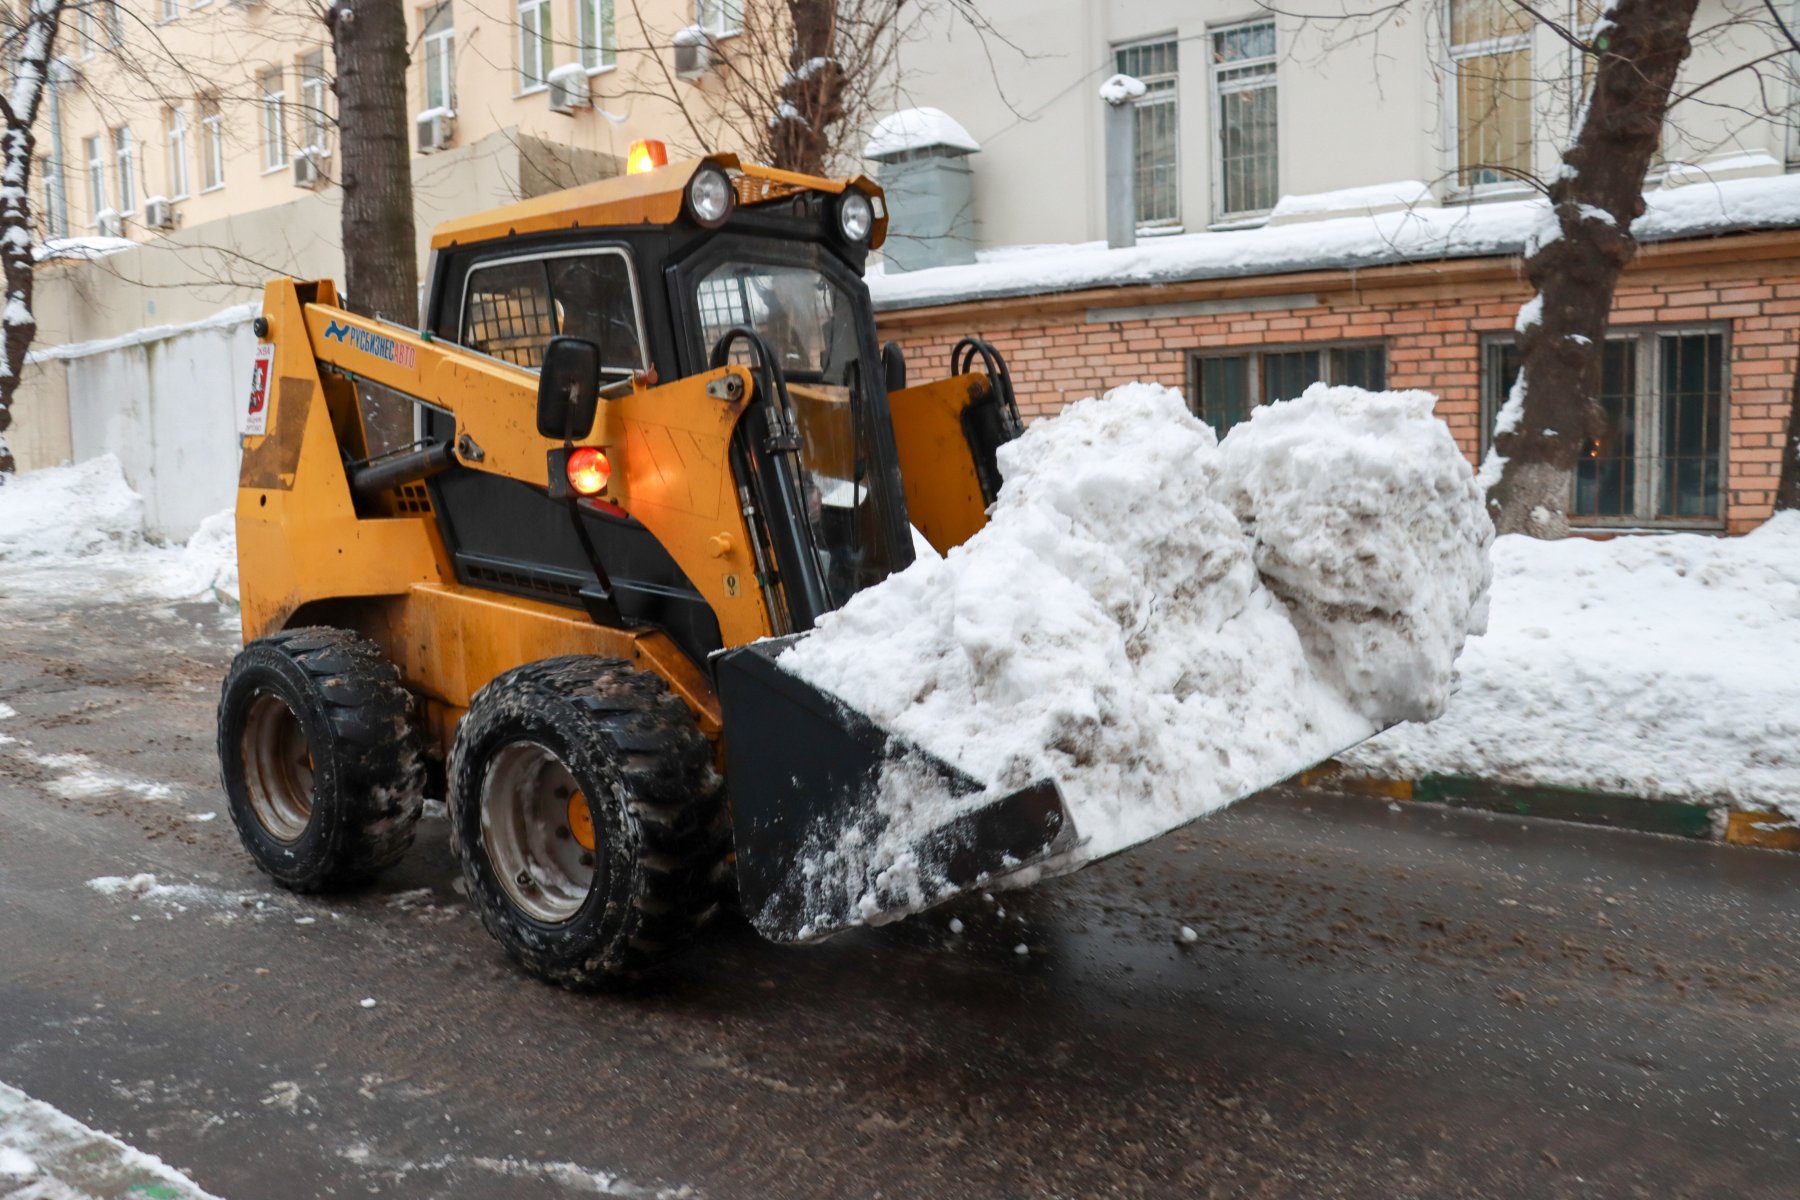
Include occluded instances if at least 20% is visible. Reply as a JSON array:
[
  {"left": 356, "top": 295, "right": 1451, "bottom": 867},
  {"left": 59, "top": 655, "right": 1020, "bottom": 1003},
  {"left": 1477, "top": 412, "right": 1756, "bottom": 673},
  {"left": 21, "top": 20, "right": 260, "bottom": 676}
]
[
  {"left": 0, "top": 457, "right": 237, "bottom": 603},
  {"left": 0, "top": 453, "right": 144, "bottom": 561},
  {"left": 0, "top": 1079, "right": 223, "bottom": 1199},
  {"left": 1343, "top": 515, "right": 1800, "bottom": 820},
  {"left": 780, "top": 382, "right": 1489, "bottom": 918}
]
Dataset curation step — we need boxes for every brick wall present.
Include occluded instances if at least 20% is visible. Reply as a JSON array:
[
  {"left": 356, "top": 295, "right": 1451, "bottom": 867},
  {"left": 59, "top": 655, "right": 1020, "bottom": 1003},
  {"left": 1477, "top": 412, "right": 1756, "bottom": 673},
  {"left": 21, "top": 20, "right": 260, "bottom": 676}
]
[{"left": 877, "top": 235, "right": 1800, "bottom": 534}]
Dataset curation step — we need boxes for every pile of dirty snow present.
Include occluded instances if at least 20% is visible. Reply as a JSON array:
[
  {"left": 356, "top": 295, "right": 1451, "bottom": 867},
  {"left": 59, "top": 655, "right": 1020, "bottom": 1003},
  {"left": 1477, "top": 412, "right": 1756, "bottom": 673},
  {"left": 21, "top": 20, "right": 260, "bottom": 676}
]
[
  {"left": 779, "top": 382, "right": 1490, "bottom": 922},
  {"left": 0, "top": 457, "right": 237, "bottom": 604},
  {"left": 0, "top": 1080, "right": 222, "bottom": 1199},
  {"left": 1343, "top": 514, "right": 1800, "bottom": 819}
]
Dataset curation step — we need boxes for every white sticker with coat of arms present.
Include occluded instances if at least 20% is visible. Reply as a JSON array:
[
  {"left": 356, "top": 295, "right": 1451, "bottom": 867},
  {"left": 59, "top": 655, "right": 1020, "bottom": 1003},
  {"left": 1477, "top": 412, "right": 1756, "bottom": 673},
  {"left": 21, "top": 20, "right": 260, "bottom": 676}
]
[{"left": 243, "top": 343, "right": 275, "bottom": 436}]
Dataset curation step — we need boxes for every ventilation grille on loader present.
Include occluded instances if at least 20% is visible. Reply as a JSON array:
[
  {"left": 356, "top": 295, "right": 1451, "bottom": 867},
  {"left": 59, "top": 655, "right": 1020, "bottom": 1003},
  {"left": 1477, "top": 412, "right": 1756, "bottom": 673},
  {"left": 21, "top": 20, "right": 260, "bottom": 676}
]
[{"left": 394, "top": 483, "right": 433, "bottom": 515}]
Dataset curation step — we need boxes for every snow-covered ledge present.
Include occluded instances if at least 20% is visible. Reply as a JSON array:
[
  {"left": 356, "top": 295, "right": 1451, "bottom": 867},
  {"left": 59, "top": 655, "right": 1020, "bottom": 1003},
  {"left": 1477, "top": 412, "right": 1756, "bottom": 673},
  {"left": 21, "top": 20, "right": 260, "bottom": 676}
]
[
  {"left": 1658, "top": 149, "right": 1782, "bottom": 189},
  {"left": 1267, "top": 180, "right": 1438, "bottom": 226}
]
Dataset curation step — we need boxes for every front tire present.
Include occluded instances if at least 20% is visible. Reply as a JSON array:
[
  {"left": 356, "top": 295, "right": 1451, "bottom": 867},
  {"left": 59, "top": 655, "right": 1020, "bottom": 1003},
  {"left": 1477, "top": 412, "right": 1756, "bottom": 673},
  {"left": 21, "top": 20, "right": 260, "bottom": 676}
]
[
  {"left": 449, "top": 657, "right": 726, "bottom": 987},
  {"left": 217, "top": 627, "right": 426, "bottom": 891}
]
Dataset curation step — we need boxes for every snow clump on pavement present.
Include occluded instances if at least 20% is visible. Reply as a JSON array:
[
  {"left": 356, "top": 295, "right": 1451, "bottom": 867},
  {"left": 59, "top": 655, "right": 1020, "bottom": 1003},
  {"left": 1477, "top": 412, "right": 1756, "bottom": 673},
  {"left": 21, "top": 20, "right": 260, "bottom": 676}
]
[{"left": 780, "top": 381, "right": 1490, "bottom": 910}]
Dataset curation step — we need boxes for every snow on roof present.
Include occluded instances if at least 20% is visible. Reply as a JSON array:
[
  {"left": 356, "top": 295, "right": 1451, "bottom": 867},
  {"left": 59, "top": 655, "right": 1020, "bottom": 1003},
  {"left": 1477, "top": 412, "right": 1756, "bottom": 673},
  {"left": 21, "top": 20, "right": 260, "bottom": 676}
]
[
  {"left": 863, "top": 107, "right": 981, "bottom": 160},
  {"left": 34, "top": 235, "right": 135, "bottom": 263},
  {"left": 1268, "top": 180, "right": 1435, "bottom": 223},
  {"left": 867, "top": 172, "right": 1800, "bottom": 310}
]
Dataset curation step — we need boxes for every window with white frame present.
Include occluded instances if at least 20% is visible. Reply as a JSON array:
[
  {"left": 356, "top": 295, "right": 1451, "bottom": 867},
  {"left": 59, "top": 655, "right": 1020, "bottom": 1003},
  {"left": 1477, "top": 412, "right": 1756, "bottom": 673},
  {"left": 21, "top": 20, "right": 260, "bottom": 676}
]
[
  {"left": 42, "top": 152, "right": 67, "bottom": 238},
  {"left": 423, "top": 2, "right": 455, "bottom": 109},
  {"left": 1449, "top": 0, "right": 1533, "bottom": 188},
  {"left": 1189, "top": 343, "right": 1387, "bottom": 437},
  {"left": 112, "top": 126, "right": 134, "bottom": 213},
  {"left": 83, "top": 135, "right": 106, "bottom": 223},
  {"left": 200, "top": 97, "right": 224, "bottom": 190},
  {"left": 697, "top": 0, "right": 743, "bottom": 38},
  {"left": 580, "top": 0, "right": 615, "bottom": 70},
  {"left": 77, "top": 7, "right": 95, "bottom": 58},
  {"left": 1114, "top": 38, "right": 1179, "bottom": 229},
  {"left": 164, "top": 106, "right": 189, "bottom": 198},
  {"left": 517, "top": 0, "right": 552, "bottom": 92},
  {"left": 1481, "top": 330, "right": 1728, "bottom": 526},
  {"left": 159, "top": 0, "right": 180, "bottom": 22},
  {"left": 260, "top": 68, "right": 288, "bottom": 170},
  {"left": 300, "top": 52, "right": 330, "bottom": 155},
  {"left": 103, "top": 1, "right": 122, "bottom": 46},
  {"left": 1211, "top": 20, "right": 1279, "bottom": 220}
]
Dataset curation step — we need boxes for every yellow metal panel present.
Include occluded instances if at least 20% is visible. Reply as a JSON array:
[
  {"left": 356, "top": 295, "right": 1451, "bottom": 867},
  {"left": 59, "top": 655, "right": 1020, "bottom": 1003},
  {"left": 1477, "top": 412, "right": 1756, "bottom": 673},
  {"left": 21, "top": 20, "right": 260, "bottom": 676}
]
[
  {"left": 1725, "top": 809, "right": 1800, "bottom": 852},
  {"left": 888, "top": 372, "right": 995, "bottom": 556}
]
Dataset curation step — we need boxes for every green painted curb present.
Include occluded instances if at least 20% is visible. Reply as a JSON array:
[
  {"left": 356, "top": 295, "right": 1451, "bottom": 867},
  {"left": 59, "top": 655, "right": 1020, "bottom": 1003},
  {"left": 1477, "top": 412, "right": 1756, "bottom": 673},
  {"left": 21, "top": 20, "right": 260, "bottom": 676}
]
[{"left": 1409, "top": 774, "right": 1715, "bottom": 839}]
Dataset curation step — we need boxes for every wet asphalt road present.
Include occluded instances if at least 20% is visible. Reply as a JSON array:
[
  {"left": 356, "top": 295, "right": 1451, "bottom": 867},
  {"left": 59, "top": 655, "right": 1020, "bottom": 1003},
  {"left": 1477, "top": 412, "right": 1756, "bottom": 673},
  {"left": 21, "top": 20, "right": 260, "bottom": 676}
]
[{"left": 1, "top": 585, "right": 1797, "bottom": 1199}]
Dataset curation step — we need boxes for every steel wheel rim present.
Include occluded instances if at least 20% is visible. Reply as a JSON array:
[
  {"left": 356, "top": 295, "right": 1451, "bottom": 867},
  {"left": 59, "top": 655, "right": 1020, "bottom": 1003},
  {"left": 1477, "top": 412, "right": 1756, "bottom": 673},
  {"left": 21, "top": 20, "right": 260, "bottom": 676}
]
[
  {"left": 241, "top": 689, "right": 315, "bottom": 842},
  {"left": 480, "top": 741, "right": 597, "bottom": 924}
]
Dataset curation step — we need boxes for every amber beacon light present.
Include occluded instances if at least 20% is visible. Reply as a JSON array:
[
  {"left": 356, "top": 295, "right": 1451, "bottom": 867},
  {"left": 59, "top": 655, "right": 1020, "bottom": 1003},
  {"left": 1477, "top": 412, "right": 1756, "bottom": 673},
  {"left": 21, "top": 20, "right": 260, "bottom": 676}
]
[{"left": 627, "top": 140, "right": 668, "bottom": 175}]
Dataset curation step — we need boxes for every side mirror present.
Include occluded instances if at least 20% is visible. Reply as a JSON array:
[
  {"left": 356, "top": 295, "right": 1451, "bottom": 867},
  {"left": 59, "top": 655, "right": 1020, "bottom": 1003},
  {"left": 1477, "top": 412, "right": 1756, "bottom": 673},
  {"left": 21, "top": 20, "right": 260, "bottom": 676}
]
[
  {"left": 881, "top": 341, "right": 907, "bottom": 393},
  {"left": 536, "top": 337, "right": 602, "bottom": 440}
]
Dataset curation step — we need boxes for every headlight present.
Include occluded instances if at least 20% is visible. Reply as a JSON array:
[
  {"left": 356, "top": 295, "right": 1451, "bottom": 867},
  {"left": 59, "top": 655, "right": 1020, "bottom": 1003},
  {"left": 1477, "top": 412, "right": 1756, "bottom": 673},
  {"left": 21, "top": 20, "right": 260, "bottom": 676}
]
[
  {"left": 836, "top": 190, "right": 874, "bottom": 244},
  {"left": 687, "top": 167, "right": 735, "bottom": 228}
]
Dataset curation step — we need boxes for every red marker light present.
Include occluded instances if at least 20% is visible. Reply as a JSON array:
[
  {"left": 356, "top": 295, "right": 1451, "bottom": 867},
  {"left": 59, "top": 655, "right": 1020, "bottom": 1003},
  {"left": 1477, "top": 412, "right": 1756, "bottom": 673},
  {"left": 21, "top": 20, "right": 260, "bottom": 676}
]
[
  {"left": 567, "top": 447, "right": 611, "bottom": 496},
  {"left": 627, "top": 139, "right": 668, "bottom": 175}
]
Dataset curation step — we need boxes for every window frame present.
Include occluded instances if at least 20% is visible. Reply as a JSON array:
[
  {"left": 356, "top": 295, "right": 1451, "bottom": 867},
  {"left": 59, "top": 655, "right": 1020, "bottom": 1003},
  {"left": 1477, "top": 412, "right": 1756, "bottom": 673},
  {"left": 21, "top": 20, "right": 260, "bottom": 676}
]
[
  {"left": 1186, "top": 340, "right": 1389, "bottom": 435},
  {"left": 580, "top": 0, "right": 616, "bottom": 72},
  {"left": 159, "top": 0, "right": 180, "bottom": 22},
  {"left": 299, "top": 51, "right": 330, "bottom": 157},
  {"left": 165, "top": 106, "right": 190, "bottom": 200},
  {"left": 1113, "top": 34, "right": 1181, "bottom": 232},
  {"left": 696, "top": 0, "right": 743, "bottom": 39},
  {"left": 83, "top": 134, "right": 106, "bottom": 225},
  {"left": 200, "top": 98, "right": 225, "bottom": 192},
  {"left": 516, "top": 0, "right": 553, "bottom": 94},
  {"left": 422, "top": 2, "right": 456, "bottom": 110},
  {"left": 456, "top": 246, "right": 650, "bottom": 378},
  {"left": 112, "top": 126, "right": 134, "bottom": 215},
  {"left": 1478, "top": 326, "right": 1731, "bottom": 530},
  {"left": 1446, "top": 0, "right": 1535, "bottom": 194},
  {"left": 260, "top": 68, "right": 289, "bottom": 172},
  {"left": 1209, "top": 17, "right": 1280, "bottom": 224}
]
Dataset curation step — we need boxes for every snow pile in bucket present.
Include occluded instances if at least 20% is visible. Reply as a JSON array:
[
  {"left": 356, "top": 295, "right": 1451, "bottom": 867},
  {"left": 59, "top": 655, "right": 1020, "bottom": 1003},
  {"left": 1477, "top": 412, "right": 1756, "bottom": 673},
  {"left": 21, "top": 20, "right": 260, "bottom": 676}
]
[
  {"left": 779, "top": 382, "right": 1490, "bottom": 918},
  {"left": 0, "top": 454, "right": 145, "bottom": 561},
  {"left": 0, "top": 457, "right": 237, "bottom": 603}
]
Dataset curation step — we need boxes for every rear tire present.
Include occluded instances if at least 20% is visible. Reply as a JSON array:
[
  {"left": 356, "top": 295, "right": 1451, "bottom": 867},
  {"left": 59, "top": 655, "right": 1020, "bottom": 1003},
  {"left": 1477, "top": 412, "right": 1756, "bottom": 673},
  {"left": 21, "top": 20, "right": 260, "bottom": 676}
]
[
  {"left": 448, "top": 656, "right": 726, "bottom": 987},
  {"left": 217, "top": 627, "right": 426, "bottom": 891}
]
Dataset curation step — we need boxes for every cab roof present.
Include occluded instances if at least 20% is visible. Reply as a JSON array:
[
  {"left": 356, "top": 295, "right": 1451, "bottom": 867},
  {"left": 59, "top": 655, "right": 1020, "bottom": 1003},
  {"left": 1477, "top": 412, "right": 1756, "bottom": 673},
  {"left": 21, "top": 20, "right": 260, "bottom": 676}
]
[{"left": 428, "top": 154, "right": 887, "bottom": 251}]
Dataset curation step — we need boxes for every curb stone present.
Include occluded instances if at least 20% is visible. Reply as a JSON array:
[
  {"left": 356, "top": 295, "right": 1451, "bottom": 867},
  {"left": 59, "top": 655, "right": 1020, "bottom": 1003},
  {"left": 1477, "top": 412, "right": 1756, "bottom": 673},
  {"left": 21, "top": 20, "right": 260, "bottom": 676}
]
[{"left": 1295, "top": 761, "right": 1800, "bottom": 853}]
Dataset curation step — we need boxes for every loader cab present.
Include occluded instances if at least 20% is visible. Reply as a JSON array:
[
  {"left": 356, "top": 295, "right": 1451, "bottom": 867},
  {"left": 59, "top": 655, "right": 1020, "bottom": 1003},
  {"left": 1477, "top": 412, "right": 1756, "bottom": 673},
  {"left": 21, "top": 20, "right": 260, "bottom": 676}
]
[{"left": 417, "top": 153, "right": 912, "bottom": 667}]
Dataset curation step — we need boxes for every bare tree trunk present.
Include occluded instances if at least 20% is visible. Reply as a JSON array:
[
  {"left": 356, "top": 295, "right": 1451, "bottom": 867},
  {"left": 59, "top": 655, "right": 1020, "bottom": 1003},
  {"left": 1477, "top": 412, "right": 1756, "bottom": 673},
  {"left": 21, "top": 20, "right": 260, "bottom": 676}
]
[
  {"left": 767, "top": 1, "right": 847, "bottom": 174},
  {"left": 0, "top": 0, "right": 67, "bottom": 479},
  {"left": 330, "top": 0, "right": 416, "bottom": 454},
  {"left": 1486, "top": 0, "right": 1697, "bottom": 537}
]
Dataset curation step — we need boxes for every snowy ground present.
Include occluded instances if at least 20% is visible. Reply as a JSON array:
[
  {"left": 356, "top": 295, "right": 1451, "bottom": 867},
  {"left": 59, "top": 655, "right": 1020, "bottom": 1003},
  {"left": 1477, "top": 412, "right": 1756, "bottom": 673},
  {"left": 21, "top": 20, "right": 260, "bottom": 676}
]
[
  {"left": 0, "top": 1081, "right": 221, "bottom": 1199},
  {"left": 1344, "top": 514, "right": 1800, "bottom": 821}
]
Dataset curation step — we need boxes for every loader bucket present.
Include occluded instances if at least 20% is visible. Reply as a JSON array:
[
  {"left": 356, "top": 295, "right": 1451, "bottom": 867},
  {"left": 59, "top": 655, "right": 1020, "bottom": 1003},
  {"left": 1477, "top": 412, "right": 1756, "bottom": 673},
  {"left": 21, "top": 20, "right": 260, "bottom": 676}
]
[{"left": 714, "top": 636, "right": 1071, "bottom": 943}]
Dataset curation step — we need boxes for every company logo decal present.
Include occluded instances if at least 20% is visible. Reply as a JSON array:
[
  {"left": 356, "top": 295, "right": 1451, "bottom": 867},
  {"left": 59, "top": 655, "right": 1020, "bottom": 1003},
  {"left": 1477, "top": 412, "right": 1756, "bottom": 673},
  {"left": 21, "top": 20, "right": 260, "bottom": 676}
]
[{"left": 324, "top": 319, "right": 417, "bottom": 369}]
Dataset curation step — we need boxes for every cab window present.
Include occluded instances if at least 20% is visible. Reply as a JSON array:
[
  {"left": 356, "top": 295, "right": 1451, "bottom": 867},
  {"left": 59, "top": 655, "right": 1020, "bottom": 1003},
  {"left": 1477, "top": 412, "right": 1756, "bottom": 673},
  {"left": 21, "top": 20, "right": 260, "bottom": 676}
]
[{"left": 460, "top": 249, "right": 644, "bottom": 375}]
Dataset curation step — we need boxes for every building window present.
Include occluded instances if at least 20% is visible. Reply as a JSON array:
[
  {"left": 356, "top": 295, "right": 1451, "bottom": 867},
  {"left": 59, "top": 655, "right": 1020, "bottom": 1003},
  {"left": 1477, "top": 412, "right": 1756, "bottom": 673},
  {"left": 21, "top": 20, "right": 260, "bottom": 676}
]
[
  {"left": 159, "top": 0, "right": 180, "bottom": 22},
  {"left": 77, "top": 7, "right": 95, "bottom": 58},
  {"left": 260, "top": 68, "right": 288, "bottom": 170},
  {"left": 1114, "top": 37, "right": 1179, "bottom": 229},
  {"left": 1449, "top": 0, "right": 1533, "bottom": 188},
  {"left": 42, "top": 151, "right": 67, "bottom": 238},
  {"left": 696, "top": 0, "right": 743, "bottom": 38},
  {"left": 580, "top": 0, "right": 615, "bottom": 71},
  {"left": 517, "top": 0, "right": 552, "bottom": 92},
  {"left": 1481, "top": 330, "right": 1727, "bottom": 526},
  {"left": 299, "top": 52, "right": 330, "bottom": 155},
  {"left": 83, "top": 135, "right": 105, "bottom": 223},
  {"left": 200, "top": 97, "right": 225, "bottom": 190},
  {"left": 164, "top": 106, "right": 189, "bottom": 198},
  {"left": 112, "top": 126, "right": 134, "bottom": 214},
  {"left": 103, "top": 1, "right": 123, "bottom": 46},
  {"left": 1189, "top": 343, "right": 1387, "bottom": 437},
  {"left": 1211, "top": 20, "right": 1279, "bottom": 220},
  {"left": 423, "top": 2, "right": 455, "bottom": 110}
]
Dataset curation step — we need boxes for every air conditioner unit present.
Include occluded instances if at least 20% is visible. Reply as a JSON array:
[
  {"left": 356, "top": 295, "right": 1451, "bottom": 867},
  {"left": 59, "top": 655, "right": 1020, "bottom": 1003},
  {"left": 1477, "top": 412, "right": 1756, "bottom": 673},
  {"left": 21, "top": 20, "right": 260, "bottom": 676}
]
[
  {"left": 673, "top": 26, "right": 710, "bottom": 78},
  {"left": 144, "top": 196, "right": 174, "bottom": 231},
  {"left": 292, "top": 149, "right": 324, "bottom": 189},
  {"left": 546, "top": 63, "right": 589, "bottom": 115},
  {"left": 416, "top": 108, "right": 454, "bottom": 153},
  {"left": 95, "top": 209, "right": 122, "bottom": 237}
]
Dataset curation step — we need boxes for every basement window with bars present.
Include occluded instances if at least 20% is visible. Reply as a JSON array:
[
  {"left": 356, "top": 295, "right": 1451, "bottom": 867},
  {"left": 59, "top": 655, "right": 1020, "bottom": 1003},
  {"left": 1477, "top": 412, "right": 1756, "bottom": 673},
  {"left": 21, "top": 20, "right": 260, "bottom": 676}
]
[
  {"left": 1188, "top": 343, "right": 1387, "bottom": 437},
  {"left": 1115, "top": 37, "right": 1180, "bottom": 230},
  {"left": 1480, "top": 330, "right": 1728, "bottom": 527}
]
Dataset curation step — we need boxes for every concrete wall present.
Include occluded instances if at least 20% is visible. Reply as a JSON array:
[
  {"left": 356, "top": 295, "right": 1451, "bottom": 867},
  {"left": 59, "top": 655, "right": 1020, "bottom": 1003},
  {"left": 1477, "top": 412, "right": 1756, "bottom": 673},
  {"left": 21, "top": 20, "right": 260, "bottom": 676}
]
[{"left": 882, "top": 0, "right": 1800, "bottom": 250}]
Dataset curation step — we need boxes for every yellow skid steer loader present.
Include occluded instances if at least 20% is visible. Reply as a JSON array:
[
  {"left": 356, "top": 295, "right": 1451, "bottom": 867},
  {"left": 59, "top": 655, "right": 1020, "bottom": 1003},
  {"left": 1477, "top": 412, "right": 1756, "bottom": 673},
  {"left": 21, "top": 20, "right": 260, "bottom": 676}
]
[{"left": 220, "top": 149, "right": 1061, "bottom": 984}]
